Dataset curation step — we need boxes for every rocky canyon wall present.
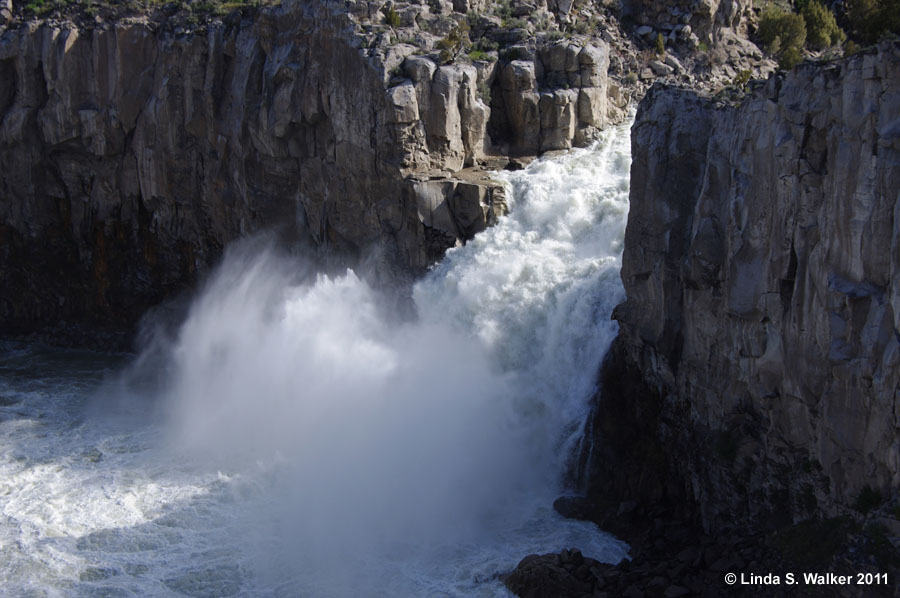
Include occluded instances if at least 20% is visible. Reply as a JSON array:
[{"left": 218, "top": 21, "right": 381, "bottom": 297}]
[
  {"left": 1, "top": 0, "right": 625, "bottom": 342},
  {"left": 1, "top": 3, "right": 404, "bottom": 340},
  {"left": 588, "top": 41, "right": 900, "bottom": 533}
]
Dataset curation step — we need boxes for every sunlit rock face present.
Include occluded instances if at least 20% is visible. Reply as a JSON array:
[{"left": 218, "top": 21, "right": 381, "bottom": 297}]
[
  {"left": 0, "top": 5, "right": 405, "bottom": 340},
  {"left": 0, "top": 0, "right": 632, "bottom": 343},
  {"left": 600, "top": 42, "right": 900, "bottom": 531},
  {"left": 622, "top": 0, "right": 753, "bottom": 44}
]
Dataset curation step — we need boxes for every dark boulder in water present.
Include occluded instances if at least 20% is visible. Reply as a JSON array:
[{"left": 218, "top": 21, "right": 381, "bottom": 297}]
[
  {"left": 504, "top": 549, "right": 610, "bottom": 598},
  {"left": 552, "top": 495, "right": 597, "bottom": 521}
]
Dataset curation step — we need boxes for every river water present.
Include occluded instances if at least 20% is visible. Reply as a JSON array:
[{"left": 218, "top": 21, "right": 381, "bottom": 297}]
[{"left": 0, "top": 117, "right": 633, "bottom": 597}]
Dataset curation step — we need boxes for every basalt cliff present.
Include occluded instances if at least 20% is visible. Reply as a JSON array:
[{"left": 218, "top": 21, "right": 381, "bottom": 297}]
[
  {"left": 0, "top": 0, "right": 768, "bottom": 343},
  {"left": 0, "top": 3, "right": 496, "bottom": 341},
  {"left": 6, "top": 0, "right": 899, "bottom": 594},
  {"left": 579, "top": 41, "right": 900, "bottom": 587}
]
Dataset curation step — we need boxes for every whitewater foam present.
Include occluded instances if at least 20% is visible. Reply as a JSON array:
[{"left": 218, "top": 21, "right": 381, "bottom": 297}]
[{"left": 0, "top": 117, "right": 633, "bottom": 597}]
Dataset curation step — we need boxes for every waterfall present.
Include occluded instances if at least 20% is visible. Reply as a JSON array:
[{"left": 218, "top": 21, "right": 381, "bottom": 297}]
[{"left": 0, "top": 117, "right": 632, "bottom": 597}]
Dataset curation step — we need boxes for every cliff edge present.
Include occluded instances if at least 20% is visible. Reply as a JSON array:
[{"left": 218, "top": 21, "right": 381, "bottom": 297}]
[
  {"left": 0, "top": 0, "right": 772, "bottom": 345},
  {"left": 585, "top": 40, "right": 900, "bottom": 561}
]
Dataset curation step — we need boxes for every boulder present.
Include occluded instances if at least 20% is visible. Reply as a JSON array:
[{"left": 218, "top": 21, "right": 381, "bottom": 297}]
[
  {"left": 577, "top": 87, "right": 607, "bottom": 128},
  {"left": 386, "top": 83, "right": 419, "bottom": 124},
  {"left": 578, "top": 43, "right": 609, "bottom": 88},
  {"left": 649, "top": 59, "right": 674, "bottom": 76},
  {"left": 500, "top": 61, "right": 541, "bottom": 156},
  {"left": 504, "top": 551, "right": 605, "bottom": 598},
  {"left": 539, "top": 88, "right": 578, "bottom": 151}
]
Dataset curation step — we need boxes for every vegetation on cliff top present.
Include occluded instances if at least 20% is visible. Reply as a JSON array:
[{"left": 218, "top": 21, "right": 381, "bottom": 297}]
[
  {"left": 845, "top": 0, "right": 900, "bottom": 43},
  {"left": 757, "top": 0, "right": 899, "bottom": 70},
  {"left": 799, "top": 0, "right": 845, "bottom": 50},
  {"left": 758, "top": 5, "right": 808, "bottom": 69}
]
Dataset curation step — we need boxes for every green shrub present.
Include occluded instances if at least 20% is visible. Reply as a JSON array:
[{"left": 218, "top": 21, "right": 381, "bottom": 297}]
[
  {"left": 655, "top": 32, "right": 665, "bottom": 56},
  {"left": 846, "top": 0, "right": 900, "bottom": 43},
  {"left": 494, "top": 0, "right": 512, "bottom": 20},
  {"left": 546, "top": 30, "right": 564, "bottom": 41},
  {"left": 757, "top": 6, "right": 807, "bottom": 69},
  {"left": 801, "top": 0, "right": 845, "bottom": 49},
  {"left": 437, "top": 21, "right": 471, "bottom": 64},
  {"left": 501, "top": 46, "right": 529, "bottom": 61},
  {"left": 473, "top": 37, "right": 499, "bottom": 52},
  {"left": 732, "top": 69, "right": 752, "bottom": 90},
  {"left": 382, "top": 5, "right": 401, "bottom": 28},
  {"left": 533, "top": 15, "right": 551, "bottom": 32},
  {"left": 24, "top": 0, "right": 47, "bottom": 13},
  {"left": 467, "top": 49, "right": 490, "bottom": 61},
  {"left": 504, "top": 17, "right": 528, "bottom": 29},
  {"left": 779, "top": 44, "right": 804, "bottom": 69}
]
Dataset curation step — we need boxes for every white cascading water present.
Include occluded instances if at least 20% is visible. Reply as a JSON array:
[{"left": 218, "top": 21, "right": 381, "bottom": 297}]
[{"left": 0, "top": 117, "right": 632, "bottom": 597}]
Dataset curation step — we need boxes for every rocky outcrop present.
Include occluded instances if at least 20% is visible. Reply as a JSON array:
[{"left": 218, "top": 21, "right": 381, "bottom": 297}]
[
  {"left": 623, "top": 0, "right": 768, "bottom": 89},
  {"left": 487, "top": 41, "right": 627, "bottom": 156},
  {"left": 623, "top": 0, "right": 753, "bottom": 46},
  {"left": 390, "top": 41, "right": 623, "bottom": 166},
  {"left": 503, "top": 549, "right": 611, "bottom": 598},
  {"left": 1, "top": 6, "right": 406, "bottom": 339},
  {"left": 588, "top": 42, "right": 900, "bottom": 533},
  {"left": 406, "top": 171, "right": 507, "bottom": 256},
  {"left": 0, "top": 1, "right": 632, "bottom": 342}
]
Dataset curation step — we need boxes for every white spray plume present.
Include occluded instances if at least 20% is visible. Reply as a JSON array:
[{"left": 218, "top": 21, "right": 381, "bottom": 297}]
[{"left": 154, "top": 118, "right": 632, "bottom": 595}]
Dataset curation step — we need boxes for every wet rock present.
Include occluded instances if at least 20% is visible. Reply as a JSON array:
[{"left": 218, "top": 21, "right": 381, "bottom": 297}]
[
  {"left": 505, "top": 157, "right": 534, "bottom": 171},
  {"left": 504, "top": 551, "right": 606, "bottom": 598},
  {"left": 539, "top": 89, "right": 578, "bottom": 151},
  {"left": 553, "top": 495, "right": 597, "bottom": 520}
]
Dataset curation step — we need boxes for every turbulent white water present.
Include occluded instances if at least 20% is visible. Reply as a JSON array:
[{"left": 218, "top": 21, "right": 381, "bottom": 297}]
[{"left": 0, "top": 118, "right": 632, "bottom": 597}]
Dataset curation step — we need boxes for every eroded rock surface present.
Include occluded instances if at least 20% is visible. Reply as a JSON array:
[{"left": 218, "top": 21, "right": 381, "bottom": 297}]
[
  {"left": 623, "top": 0, "right": 753, "bottom": 45},
  {"left": 0, "top": 0, "right": 780, "bottom": 343},
  {"left": 1, "top": 2, "right": 619, "bottom": 342},
  {"left": 1, "top": 5, "right": 407, "bottom": 339},
  {"left": 589, "top": 42, "right": 900, "bottom": 532}
]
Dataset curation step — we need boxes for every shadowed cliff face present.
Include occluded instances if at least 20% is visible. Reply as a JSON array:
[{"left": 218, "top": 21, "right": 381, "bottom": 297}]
[
  {"left": 0, "top": 0, "right": 633, "bottom": 344},
  {"left": 0, "top": 3, "right": 505, "bottom": 342},
  {"left": 593, "top": 42, "right": 900, "bottom": 532},
  {"left": 0, "top": 5, "right": 394, "bottom": 341}
]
